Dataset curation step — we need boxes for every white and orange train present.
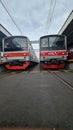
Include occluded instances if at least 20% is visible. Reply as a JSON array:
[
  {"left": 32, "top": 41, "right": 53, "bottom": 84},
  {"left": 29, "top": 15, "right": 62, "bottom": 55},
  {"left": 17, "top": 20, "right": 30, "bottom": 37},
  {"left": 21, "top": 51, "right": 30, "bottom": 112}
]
[
  {"left": 67, "top": 48, "right": 73, "bottom": 62},
  {"left": 0, "top": 36, "right": 38, "bottom": 70},
  {"left": 40, "top": 35, "right": 68, "bottom": 69}
]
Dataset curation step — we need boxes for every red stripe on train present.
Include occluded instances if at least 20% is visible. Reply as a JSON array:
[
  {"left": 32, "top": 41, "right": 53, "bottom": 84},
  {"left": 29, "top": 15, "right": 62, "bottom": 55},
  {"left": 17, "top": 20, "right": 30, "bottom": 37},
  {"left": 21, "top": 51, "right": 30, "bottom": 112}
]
[{"left": 40, "top": 51, "right": 67, "bottom": 56}]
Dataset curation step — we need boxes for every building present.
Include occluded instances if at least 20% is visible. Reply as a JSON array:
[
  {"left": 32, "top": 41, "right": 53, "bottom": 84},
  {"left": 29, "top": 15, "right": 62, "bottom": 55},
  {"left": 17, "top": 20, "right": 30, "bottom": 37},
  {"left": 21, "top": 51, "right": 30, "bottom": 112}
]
[
  {"left": 0, "top": 24, "right": 11, "bottom": 46},
  {"left": 0, "top": 24, "right": 11, "bottom": 64},
  {"left": 58, "top": 10, "right": 73, "bottom": 69},
  {"left": 59, "top": 10, "right": 73, "bottom": 50}
]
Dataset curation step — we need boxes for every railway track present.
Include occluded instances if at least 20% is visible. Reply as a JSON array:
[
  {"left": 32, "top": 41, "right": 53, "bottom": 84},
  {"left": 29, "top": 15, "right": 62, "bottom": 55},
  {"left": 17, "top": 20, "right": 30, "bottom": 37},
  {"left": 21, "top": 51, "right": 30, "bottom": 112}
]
[
  {"left": 0, "top": 127, "right": 65, "bottom": 130},
  {"left": 0, "top": 128, "right": 65, "bottom": 130},
  {"left": 0, "top": 70, "right": 19, "bottom": 79},
  {"left": 26, "top": 64, "right": 39, "bottom": 73},
  {"left": 0, "top": 70, "right": 26, "bottom": 80},
  {"left": 48, "top": 70, "right": 73, "bottom": 90},
  {"left": 0, "top": 65, "right": 73, "bottom": 88},
  {"left": 0, "top": 64, "right": 39, "bottom": 79}
]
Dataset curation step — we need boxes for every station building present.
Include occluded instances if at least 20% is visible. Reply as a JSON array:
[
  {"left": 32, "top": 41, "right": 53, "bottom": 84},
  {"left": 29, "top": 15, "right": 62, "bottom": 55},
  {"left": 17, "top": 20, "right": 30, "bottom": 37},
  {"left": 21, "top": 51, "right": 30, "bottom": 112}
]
[
  {"left": 0, "top": 24, "right": 11, "bottom": 64},
  {"left": 58, "top": 10, "right": 73, "bottom": 69},
  {"left": 59, "top": 10, "right": 73, "bottom": 50},
  {"left": 0, "top": 24, "right": 11, "bottom": 50}
]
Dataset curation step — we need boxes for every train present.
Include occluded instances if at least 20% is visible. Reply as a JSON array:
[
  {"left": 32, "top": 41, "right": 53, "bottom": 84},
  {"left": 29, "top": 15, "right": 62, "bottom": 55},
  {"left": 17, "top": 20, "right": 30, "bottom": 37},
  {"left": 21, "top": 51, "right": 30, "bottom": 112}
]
[
  {"left": 67, "top": 48, "right": 73, "bottom": 62},
  {"left": 40, "top": 35, "right": 68, "bottom": 69},
  {"left": 0, "top": 36, "right": 38, "bottom": 70}
]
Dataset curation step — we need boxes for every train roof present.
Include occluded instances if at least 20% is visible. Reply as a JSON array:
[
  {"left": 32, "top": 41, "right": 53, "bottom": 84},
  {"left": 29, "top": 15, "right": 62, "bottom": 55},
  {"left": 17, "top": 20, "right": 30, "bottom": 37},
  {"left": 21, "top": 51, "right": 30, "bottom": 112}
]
[
  {"left": 3, "top": 35, "right": 29, "bottom": 40},
  {"left": 40, "top": 34, "right": 65, "bottom": 39}
]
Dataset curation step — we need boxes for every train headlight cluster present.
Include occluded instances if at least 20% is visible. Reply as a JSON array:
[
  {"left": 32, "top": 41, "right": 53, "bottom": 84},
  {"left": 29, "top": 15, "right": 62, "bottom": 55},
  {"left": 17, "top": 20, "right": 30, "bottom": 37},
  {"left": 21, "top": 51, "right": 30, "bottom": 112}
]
[
  {"left": 24, "top": 56, "right": 26, "bottom": 59},
  {"left": 62, "top": 52, "right": 65, "bottom": 55},
  {"left": 43, "top": 56, "right": 45, "bottom": 59},
  {"left": 60, "top": 60, "right": 64, "bottom": 63},
  {"left": 25, "top": 56, "right": 30, "bottom": 60},
  {"left": 62, "top": 56, "right": 64, "bottom": 59},
  {"left": 24, "top": 53, "right": 26, "bottom": 56}
]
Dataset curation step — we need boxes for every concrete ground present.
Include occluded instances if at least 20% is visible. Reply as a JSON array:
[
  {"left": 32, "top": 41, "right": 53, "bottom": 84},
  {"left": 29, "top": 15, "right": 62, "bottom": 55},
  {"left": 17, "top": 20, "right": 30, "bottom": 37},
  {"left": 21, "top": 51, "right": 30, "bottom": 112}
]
[{"left": 0, "top": 70, "right": 73, "bottom": 129}]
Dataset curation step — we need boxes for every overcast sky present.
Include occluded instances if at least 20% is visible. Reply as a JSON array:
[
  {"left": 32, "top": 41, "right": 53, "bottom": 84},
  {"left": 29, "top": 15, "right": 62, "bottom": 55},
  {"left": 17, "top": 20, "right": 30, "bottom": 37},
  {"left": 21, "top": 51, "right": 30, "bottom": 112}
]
[{"left": 0, "top": 0, "right": 73, "bottom": 41}]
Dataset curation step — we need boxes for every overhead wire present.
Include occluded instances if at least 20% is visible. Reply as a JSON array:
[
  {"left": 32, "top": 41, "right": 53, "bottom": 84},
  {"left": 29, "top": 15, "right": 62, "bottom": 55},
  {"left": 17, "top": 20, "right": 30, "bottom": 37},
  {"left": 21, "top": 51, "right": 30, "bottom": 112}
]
[
  {"left": 46, "top": 0, "right": 56, "bottom": 34},
  {"left": 46, "top": 0, "right": 53, "bottom": 25},
  {"left": 0, "top": 0, "right": 23, "bottom": 35},
  {"left": 46, "top": 0, "right": 53, "bottom": 33},
  {"left": 49, "top": 0, "right": 56, "bottom": 28}
]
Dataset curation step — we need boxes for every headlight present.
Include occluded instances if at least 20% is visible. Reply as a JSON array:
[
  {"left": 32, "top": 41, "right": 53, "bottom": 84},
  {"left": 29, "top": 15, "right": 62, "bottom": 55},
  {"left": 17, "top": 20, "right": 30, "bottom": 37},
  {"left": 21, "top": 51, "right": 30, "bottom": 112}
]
[
  {"left": 26, "top": 56, "right": 30, "bottom": 60},
  {"left": 43, "top": 56, "right": 45, "bottom": 59},
  {"left": 24, "top": 56, "right": 26, "bottom": 59}
]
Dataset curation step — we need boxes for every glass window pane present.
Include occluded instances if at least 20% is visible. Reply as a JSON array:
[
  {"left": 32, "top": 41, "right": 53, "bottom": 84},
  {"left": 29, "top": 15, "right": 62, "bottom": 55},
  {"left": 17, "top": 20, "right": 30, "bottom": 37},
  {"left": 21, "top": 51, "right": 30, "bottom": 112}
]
[
  {"left": 4, "top": 37, "right": 28, "bottom": 52},
  {"left": 40, "top": 36, "right": 65, "bottom": 51}
]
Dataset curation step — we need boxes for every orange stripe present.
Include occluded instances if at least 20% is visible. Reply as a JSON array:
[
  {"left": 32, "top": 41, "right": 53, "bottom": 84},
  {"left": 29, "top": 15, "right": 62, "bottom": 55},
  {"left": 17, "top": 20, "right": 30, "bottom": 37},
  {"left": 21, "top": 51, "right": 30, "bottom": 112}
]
[{"left": 3, "top": 52, "right": 30, "bottom": 57}]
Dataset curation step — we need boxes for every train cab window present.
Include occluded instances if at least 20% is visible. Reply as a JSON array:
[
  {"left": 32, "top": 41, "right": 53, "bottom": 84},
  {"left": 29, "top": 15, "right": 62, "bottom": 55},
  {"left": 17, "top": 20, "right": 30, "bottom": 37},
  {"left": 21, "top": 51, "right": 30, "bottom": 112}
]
[
  {"left": 49, "top": 36, "right": 65, "bottom": 50},
  {"left": 40, "top": 38, "right": 49, "bottom": 50},
  {"left": 40, "top": 36, "right": 66, "bottom": 51},
  {"left": 4, "top": 37, "right": 28, "bottom": 52},
  {"left": 12, "top": 37, "right": 28, "bottom": 51}
]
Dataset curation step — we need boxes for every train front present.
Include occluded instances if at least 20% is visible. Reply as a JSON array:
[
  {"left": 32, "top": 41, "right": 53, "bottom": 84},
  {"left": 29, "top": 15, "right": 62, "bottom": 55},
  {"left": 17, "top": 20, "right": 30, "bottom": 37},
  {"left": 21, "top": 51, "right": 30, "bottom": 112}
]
[
  {"left": 40, "top": 35, "right": 67, "bottom": 69},
  {"left": 2, "top": 36, "right": 30, "bottom": 70}
]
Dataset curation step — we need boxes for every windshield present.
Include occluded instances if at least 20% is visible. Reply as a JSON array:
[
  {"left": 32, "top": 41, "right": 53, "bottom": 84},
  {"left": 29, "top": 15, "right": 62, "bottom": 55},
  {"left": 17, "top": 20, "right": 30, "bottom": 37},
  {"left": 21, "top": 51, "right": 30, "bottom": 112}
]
[
  {"left": 4, "top": 37, "right": 28, "bottom": 52},
  {"left": 40, "top": 36, "right": 66, "bottom": 51}
]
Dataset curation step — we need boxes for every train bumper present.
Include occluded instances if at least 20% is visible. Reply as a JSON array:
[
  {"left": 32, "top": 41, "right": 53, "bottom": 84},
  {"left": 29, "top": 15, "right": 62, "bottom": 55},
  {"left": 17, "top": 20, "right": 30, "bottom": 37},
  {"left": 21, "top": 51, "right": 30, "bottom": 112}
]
[
  {"left": 5, "top": 61, "right": 30, "bottom": 70},
  {"left": 40, "top": 61, "right": 65, "bottom": 69}
]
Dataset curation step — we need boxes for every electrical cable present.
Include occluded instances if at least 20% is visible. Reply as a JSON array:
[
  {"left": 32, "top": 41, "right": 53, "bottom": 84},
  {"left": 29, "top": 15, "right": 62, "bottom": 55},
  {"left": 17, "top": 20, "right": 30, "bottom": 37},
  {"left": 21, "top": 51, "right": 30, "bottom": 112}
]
[
  {"left": 46, "top": 0, "right": 56, "bottom": 33},
  {"left": 0, "top": 0, "right": 23, "bottom": 35},
  {"left": 46, "top": 0, "right": 53, "bottom": 32}
]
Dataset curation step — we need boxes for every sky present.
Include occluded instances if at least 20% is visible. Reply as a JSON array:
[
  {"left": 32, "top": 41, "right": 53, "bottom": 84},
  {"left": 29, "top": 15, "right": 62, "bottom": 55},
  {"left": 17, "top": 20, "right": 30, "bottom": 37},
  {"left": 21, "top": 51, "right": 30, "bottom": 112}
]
[
  {"left": 0, "top": 0, "right": 73, "bottom": 59},
  {"left": 0, "top": 0, "right": 73, "bottom": 40}
]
